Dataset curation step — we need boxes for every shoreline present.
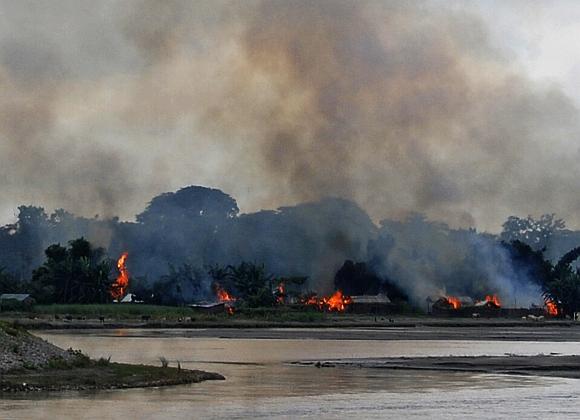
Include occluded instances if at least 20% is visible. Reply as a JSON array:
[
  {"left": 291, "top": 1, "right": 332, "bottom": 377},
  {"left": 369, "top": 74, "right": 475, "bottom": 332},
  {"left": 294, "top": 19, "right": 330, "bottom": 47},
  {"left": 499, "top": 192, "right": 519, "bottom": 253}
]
[
  {"left": 0, "top": 363, "right": 225, "bottom": 393},
  {"left": 34, "top": 323, "right": 580, "bottom": 342},
  {"left": 294, "top": 354, "right": 580, "bottom": 379},
  {"left": 0, "top": 321, "right": 224, "bottom": 394},
  {"left": 8, "top": 317, "right": 578, "bottom": 331}
]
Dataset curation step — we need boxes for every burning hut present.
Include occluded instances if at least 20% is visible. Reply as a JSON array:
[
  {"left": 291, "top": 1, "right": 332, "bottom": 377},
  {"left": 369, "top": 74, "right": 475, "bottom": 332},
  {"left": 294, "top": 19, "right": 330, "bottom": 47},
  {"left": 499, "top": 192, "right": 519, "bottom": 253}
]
[
  {"left": 474, "top": 295, "right": 501, "bottom": 309},
  {"left": 431, "top": 296, "right": 473, "bottom": 314},
  {"left": 301, "top": 290, "right": 353, "bottom": 312},
  {"left": 110, "top": 252, "right": 130, "bottom": 301}
]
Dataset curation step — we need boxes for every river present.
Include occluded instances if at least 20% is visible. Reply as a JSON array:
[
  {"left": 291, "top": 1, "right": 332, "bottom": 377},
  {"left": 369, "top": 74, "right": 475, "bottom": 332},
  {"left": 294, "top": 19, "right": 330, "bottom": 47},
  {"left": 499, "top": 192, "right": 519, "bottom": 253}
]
[{"left": 1, "top": 328, "right": 580, "bottom": 419}]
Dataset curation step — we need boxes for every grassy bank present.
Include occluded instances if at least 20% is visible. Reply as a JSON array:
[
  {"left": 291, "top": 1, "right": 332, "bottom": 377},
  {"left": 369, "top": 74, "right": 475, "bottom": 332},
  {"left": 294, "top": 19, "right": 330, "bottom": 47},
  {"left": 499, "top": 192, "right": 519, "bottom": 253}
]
[
  {"left": 32, "top": 304, "right": 195, "bottom": 319},
  {"left": 6, "top": 303, "right": 329, "bottom": 322},
  {"left": 1, "top": 362, "right": 224, "bottom": 393},
  {"left": 0, "top": 320, "right": 224, "bottom": 393}
]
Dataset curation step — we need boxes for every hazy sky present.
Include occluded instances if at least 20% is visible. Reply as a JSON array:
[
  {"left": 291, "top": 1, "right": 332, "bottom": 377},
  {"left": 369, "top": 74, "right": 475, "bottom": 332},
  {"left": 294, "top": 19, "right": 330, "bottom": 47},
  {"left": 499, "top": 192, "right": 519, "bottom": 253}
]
[{"left": 1, "top": 0, "right": 580, "bottom": 232}]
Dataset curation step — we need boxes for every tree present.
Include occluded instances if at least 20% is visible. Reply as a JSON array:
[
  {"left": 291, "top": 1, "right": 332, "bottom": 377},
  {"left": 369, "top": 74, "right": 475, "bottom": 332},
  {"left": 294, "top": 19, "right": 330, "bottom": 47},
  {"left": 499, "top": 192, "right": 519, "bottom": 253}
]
[
  {"left": 501, "top": 240, "right": 553, "bottom": 287},
  {"left": 136, "top": 186, "right": 239, "bottom": 225},
  {"left": 209, "top": 262, "right": 276, "bottom": 307},
  {"left": 149, "top": 263, "right": 209, "bottom": 306},
  {"left": 501, "top": 214, "right": 565, "bottom": 251},
  {"left": 30, "top": 238, "right": 114, "bottom": 304},
  {"left": 542, "top": 246, "right": 580, "bottom": 316},
  {"left": 334, "top": 260, "right": 382, "bottom": 295},
  {"left": 0, "top": 267, "right": 23, "bottom": 294}
]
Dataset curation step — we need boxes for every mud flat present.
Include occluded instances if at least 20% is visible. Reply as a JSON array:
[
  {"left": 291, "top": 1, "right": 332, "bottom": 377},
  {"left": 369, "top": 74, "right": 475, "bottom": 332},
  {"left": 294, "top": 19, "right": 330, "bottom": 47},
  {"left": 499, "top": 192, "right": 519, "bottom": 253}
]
[{"left": 295, "top": 354, "right": 580, "bottom": 379}]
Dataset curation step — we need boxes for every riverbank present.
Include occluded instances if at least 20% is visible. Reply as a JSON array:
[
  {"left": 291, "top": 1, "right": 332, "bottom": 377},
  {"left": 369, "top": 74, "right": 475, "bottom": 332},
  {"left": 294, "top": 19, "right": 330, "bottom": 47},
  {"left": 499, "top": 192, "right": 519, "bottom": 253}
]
[
  {"left": 1, "top": 362, "right": 224, "bottom": 393},
  {"left": 0, "top": 321, "right": 224, "bottom": 393},
  {"left": 5, "top": 315, "right": 578, "bottom": 330},
  {"left": 33, "top": 323, "right": 580, "bottom": 342},
  {"left": 295, "top": 354, "right": 580, "bottom": 379}
]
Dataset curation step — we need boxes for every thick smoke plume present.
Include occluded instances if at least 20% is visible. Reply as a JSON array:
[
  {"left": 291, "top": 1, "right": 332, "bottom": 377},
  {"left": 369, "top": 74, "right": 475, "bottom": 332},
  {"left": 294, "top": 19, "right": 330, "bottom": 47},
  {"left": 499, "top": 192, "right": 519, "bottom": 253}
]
[{"left": 1, "top": 1, "right": 580, "bottom": 232}]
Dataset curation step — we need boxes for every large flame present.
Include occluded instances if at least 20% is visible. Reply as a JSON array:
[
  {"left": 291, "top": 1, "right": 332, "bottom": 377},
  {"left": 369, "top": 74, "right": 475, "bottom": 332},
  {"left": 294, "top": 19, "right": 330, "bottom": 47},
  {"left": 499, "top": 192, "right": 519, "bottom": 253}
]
[
  {"left": 303, "top": 290, "right": 352, "bottom": 312},
  {"left": 110, "top": 252, "right": 129, "bottom": 301},
  {"left": 215, "top": 285, "right": 236, "bottom": 302},
  {"left": 215, "top": 284, "right": 236, "bottom": 315},
  {"left": 545, "top": 299, "right": 559, "bottom": 316},
  {"left": 446, "top": 296, "right": 461, "bottom": 309},
  {"left": 482, "top": 294, "right": 501, "bottom": 308}
]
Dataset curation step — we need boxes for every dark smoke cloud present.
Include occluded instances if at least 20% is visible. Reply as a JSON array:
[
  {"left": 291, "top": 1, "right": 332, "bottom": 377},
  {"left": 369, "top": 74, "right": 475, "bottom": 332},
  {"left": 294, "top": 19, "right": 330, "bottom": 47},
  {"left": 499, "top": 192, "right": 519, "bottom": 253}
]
[{"left": 1, "top": 0, "right": 580, "bottom": 231}]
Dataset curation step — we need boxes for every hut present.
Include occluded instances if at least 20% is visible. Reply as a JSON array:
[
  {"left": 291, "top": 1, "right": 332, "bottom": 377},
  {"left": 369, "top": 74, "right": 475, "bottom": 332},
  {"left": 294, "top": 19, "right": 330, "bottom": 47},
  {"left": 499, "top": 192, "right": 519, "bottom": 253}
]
[
  {"left": 0, "top": 294, "right": 35, "bottom": 311},
  {"left": 349, "top": 294, "right": 392, "bottom": 314}
]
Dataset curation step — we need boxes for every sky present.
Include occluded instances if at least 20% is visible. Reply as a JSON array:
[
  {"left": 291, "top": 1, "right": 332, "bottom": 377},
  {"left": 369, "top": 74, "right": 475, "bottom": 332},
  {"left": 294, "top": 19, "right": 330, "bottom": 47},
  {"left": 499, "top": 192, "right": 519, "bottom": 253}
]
[{"left": 1, "top": 0, "right": 580, "bottom": 232}]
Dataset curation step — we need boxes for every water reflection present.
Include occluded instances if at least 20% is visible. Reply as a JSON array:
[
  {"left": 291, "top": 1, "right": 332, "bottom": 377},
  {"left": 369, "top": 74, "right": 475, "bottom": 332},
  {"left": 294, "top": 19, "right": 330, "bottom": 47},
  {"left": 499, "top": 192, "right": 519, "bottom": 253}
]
[{"left": 1, "top": 329, "right": 580, "bottom": 419}]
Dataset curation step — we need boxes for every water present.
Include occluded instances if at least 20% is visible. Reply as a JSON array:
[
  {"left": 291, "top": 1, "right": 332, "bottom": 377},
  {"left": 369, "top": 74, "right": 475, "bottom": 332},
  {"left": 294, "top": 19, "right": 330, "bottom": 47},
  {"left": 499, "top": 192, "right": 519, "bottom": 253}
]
[{"left": 2, "top": 329, "right": 580, "bottom": 419}]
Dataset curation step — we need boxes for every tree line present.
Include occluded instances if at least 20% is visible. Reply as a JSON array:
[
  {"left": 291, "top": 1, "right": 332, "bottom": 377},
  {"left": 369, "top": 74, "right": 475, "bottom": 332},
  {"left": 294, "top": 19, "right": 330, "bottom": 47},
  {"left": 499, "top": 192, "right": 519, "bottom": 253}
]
[{"left": 1, "top": 185, "right": 580, "bottom": 314}]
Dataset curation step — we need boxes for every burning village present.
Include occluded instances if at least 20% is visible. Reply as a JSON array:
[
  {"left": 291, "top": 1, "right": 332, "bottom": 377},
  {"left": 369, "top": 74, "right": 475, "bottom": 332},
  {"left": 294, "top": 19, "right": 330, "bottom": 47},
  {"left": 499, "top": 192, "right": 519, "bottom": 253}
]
[{"left": 3, "top": 1, "right": 580, "bottom": 419}]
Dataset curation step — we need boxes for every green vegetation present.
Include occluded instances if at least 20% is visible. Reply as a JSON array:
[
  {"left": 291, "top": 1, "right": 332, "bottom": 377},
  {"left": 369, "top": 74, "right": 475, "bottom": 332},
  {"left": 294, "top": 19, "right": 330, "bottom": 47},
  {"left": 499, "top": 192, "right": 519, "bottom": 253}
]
[
  {"left": 30, "top": 238, "right": 114, "bottom": 304},
  {"left": 26, "top": 304, "right": 329, "bottom": 322},
  {"left": 0, "top": 267, "right": 22, "bottom": 293},
  {"left": 236, "top": 307, "right": 326, "bottom": 322},
  {"left": 217, "top": 262, "right": 277, "bottom": 307},
  {"left": 0, "top": 320, "right": 23, "bottom": 336},
  {"left": 0, "top": 320, "right": 224, "bottom": 392},
  {"left": 542, "top": 247, "right": 580, "bottom": 316},
  {"left": 1, "top": 361, "right": 223, "bottom": 392},
  {"left": 507, "top": 241, "right": 580, "bottom": 317},
  {"left": 31, "top": 304, "right": 196, "bottom": 319}
]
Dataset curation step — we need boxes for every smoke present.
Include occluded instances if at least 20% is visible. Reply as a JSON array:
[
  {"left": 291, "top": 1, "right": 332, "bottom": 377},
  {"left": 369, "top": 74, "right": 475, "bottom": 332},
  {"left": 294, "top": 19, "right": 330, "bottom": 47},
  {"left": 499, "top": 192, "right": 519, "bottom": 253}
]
[
  {"left": 468, "top": 235, "right": 543, "bottom": 307},
  {"left": 1, "top": 1, "right": 580, "bottom": 232},
  {"left": 368, "top": 214, "right": 545, "bottom": 306}
]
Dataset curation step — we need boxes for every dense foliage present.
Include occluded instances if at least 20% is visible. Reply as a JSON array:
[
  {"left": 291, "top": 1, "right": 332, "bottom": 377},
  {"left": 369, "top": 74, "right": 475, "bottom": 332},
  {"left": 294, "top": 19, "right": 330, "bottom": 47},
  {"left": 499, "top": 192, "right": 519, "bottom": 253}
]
[
  {"left": 1, "top": 185, "right": 580, "bottom": 310},
  {"left": 29, "top": 238, "right": 113, "bottom": 304}
]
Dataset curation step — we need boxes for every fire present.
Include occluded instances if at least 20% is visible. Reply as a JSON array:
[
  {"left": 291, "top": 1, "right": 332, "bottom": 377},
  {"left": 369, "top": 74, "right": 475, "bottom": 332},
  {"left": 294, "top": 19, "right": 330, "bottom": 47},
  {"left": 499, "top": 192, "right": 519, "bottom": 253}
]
[
  {"left": 303, "top": 290, "right": 352, "bottom": 312},
  {"left": 110, "top": 252, "right": 129, "bottom": 300},
  {"left": 214, "top": 284, "right": 236, "bottom": 315},
  {"left": 446, "top": 296, "right": 461, "bottom": 309},
  {"left": 304, "top": 295, "right": 318, "bottom": 305},
  {"left": 323, "top": 290, "right": 352, "bottom": 312},
  {"left": 545, "top": 299, "right": 559, "bottom": 316},
  {"left": 215, "top": 285, "right": 236, "bottom": 302},
  {"left": 483, "top": 294, "right": 501, "bottom": 307},
  {"left": 276, "top": 282, "right": 285, "bottom": 304}
]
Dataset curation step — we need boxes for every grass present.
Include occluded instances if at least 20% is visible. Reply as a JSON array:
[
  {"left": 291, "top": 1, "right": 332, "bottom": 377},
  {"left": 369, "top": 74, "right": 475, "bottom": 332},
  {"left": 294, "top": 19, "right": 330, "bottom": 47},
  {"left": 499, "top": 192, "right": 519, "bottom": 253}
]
[
  {"left": 0, "top": 320, "right": 25, "bottom": 336},
  {"left": 0, "top": 362, "right": 224, "bottom": 392},
  {"left": 9, "top": 303, "right": 331, "bottom": 322},
  {"left": 237, "top": 307, "right": 327, "bottom": 322},
  {"left": 2, "top": 303, "right": 415, "bottom": 325},
  {"left": 31, "top": 304, "right": 198, "bottom": 319}
]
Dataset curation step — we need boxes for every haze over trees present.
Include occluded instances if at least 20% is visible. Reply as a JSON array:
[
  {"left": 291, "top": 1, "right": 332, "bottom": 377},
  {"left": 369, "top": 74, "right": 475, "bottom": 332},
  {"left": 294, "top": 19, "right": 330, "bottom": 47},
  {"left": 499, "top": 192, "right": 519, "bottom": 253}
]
[{"left": 1, "top": 185, "right": 580, "bottom": 312}]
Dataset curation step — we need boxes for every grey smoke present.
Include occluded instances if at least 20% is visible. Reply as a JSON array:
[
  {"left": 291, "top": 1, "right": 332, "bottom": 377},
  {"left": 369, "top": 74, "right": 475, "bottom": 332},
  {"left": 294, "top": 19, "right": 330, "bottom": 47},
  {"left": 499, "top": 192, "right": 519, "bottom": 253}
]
[{"left": 1, "top": 1, "right": 580, "bottom": 233}]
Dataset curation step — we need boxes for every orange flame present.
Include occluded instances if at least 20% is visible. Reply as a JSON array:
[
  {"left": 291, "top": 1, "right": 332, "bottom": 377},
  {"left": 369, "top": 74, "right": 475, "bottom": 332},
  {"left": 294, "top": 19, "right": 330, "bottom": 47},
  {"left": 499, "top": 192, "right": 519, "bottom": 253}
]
[
  {"left": 276, "top": 282, "right": 285, "bottom": 304},
  {"left": 304, "top": 295, "right": 318, "bottom": 305},
  {"left": 545, "top": 299, "right": 559, "bottom": 316},
  {"left": 214, "top": 284, "right": 236, "bottom": 315},
  {"left": 446, "top": 296, "right": 461, "bottom": 309},
  {"left": 215, "top": 285, "right": 236, "bottom": 302},
  {"left": 110, "top": 252, "right": 129, "bottom": 300},
  {"left": 303, "top": 290, "right": 352, "bottom": 312},
  {"left": 483, "top": 294, "right": 501, "bottom": 307}
]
